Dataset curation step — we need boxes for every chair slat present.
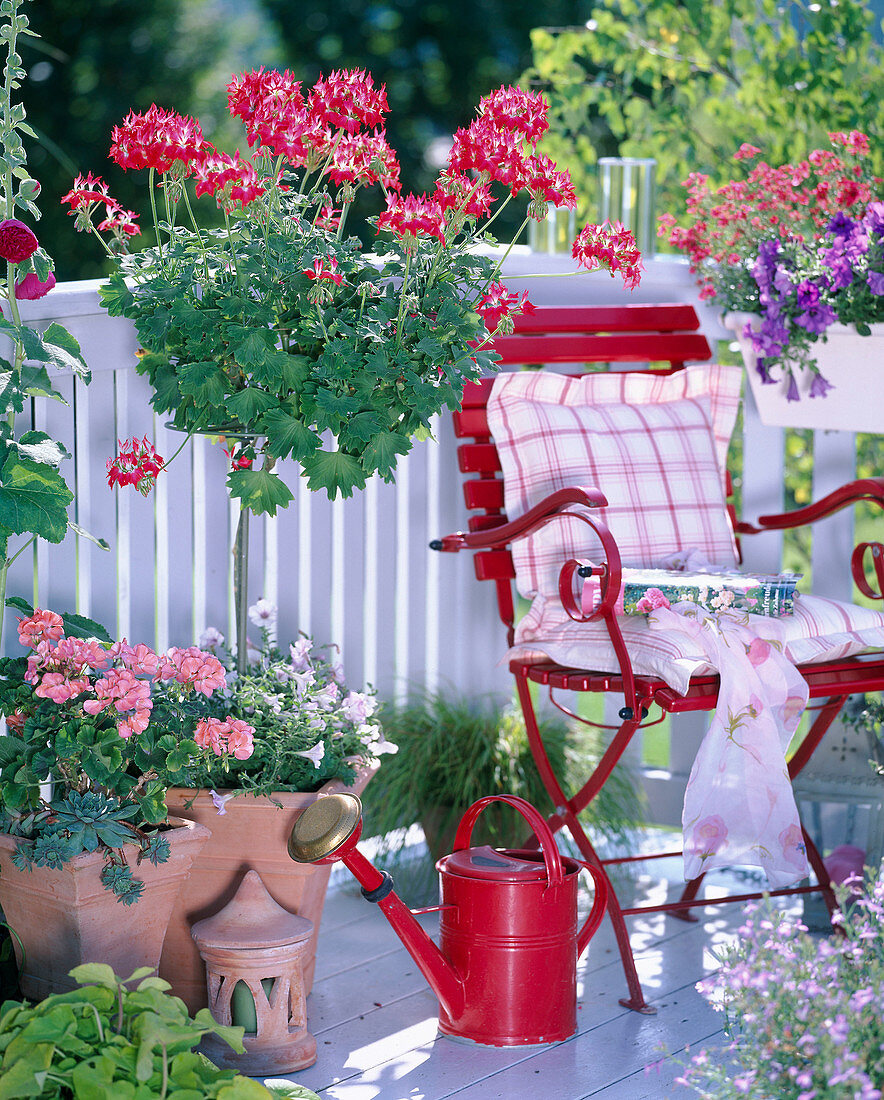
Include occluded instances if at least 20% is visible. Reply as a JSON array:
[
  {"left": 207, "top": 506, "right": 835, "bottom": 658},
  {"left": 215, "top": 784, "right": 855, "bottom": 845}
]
[
  {"left": 453, "top": 406, "right": 490, "bottom": 439},
  {"left": 474, "top": 549, "right": 516, "bottom": 581},
  {"left": 458, "top": 442, "right": 501, "bottom": 474},
  {"left": 511, "top": 304, "right": 702, "bottom": 334},
  {"left": 464, "top": 478, "right": 505, "bottom": 511},
  {"left": 492, "top": 332, "right": 711, "bottom": 365}
]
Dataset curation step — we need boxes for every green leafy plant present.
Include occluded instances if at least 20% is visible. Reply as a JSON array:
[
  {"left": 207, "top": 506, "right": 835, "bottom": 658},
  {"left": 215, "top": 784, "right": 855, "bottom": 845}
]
[
  {"left": 672, "top": 872, "right": 884, "bottom": 1097},
  {"left": 0, "top": 0, "right": 102, "bottom": 652},
  {"left": 364, "top": 690, "right": 641, "bottom": 902},
  {"left": 0, "top": 962, "right": 319, "bottom": 1100},
  {"left": 842, "top": 692, "right": 884, "bottom": 775}
]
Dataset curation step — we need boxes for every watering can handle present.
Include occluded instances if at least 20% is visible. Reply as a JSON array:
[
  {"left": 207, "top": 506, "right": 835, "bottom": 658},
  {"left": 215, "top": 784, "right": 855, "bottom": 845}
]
[
  {"left": 575, "top": 861, "right": 609, "bottom": 960},
  {"left": 452, "top": 794, "right": 564, "bottom": 889}
]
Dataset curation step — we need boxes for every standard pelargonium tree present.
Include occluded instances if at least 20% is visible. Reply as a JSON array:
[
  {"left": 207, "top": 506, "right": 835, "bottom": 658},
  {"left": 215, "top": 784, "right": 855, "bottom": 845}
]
[
  {"left": 0, "top": 0, "right": 94, "bottom": 652},
  {"left": 64, "top": 69, "right": 641, "bottom": 512}
]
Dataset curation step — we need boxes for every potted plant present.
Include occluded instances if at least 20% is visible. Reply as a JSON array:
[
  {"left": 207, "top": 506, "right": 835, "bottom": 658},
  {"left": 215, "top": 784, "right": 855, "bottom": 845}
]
[
  {"left": 365, "top": 690, "right": 640, "bottom": 905},
  {"left": 151, "top": 603, "right": 395, "bottom": 1012},
  {"left": 0, "top": 962, "right": 320, "bottom": 1099},
  {"left": 0, "top": 603, "right": 265, "bottom": 999},
  {"left": 61, "top": 66, "right": 641, "bottom": 668},
  {"left": 659, "top": 131, "right": 884, "bottom": 431}
]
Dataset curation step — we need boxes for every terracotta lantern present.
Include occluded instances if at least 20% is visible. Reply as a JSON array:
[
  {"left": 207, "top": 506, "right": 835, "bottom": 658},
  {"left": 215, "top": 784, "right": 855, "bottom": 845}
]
[{"left": 191, "top": 869, "right": 316, "bottom": 1074}]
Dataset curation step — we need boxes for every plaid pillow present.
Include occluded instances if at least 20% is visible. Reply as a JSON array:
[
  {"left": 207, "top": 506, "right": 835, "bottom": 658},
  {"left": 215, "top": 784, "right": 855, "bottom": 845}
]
[{"left": 487, "top": 365, "right": 742, "bottom": 600}]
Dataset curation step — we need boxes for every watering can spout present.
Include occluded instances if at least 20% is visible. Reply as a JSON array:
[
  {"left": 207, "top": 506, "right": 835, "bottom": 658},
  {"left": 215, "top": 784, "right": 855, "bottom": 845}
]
[{"left": 288, "top": 793, "right": 466, "bottom": 1022}]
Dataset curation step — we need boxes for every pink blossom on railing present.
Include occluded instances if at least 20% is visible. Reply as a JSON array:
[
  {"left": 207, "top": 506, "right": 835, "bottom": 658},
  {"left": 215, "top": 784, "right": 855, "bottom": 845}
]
[
  {"left": 0, "top": 218, "right": 38, "bottom": 263},
  {"left": 106, "top": 436, "right": 164, "bottom": 495}
]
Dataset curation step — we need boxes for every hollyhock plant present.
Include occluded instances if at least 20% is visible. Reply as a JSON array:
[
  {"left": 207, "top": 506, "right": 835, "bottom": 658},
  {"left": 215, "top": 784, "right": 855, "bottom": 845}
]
[
  {"left": 0, "top": 604, "right": 256, "bottom": 903},
  {"left": 65, "top": 68, "right": 641, "bottom": 515},
  {"left": 661, "top": 132, "right": 884, "bottom": 399},
  {"left": 0, "top": 0, "right": 94, "bottom": 655}
]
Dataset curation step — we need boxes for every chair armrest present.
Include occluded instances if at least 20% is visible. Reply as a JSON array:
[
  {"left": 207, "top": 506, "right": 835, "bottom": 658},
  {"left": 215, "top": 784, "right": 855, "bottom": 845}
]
[
  {"left": 429, "top": 486, "right": 607, "bottom": 552},
  {"left": 749, "top": 478, "right": 884, "bottom": 531}
]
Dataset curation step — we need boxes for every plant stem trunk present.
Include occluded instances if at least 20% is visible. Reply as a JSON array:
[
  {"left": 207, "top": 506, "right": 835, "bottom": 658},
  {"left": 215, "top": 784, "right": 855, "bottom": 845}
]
[{"left": 233, "top": 504, "right": 250, "bottom": 677}]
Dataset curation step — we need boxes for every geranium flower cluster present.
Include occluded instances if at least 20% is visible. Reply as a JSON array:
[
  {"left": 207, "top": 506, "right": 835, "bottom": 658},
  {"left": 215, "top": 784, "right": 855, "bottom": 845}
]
[
  {"left": 65, "top": 68, "right": 641, "bottom": 507},
  {"left": 190, "top": 601, "right": 397, "bottom": 797},
  {"left": 106, "top": 436, "right": 165, "bottom": 495},
  {"left": 661, "top": 132, "right": 884, "bottom": 399},
  {"left": 15, "top": 608, "right": 250, "bottom": 749},
  {"left": 672, "top": 874, "right": 884, "bottom": 1098}
]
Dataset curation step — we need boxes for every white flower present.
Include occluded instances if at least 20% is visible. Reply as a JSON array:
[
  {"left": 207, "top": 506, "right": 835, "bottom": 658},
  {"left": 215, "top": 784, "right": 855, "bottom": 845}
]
[
  {"left": 295, "top": 742, "right": 325, "bottom": 768},
  {"left": 292, "top": 668, "right": 316, "bottom": 697},
  {"left": 315, "top": 682, "right": 339, "bottom": 711},
  {"left": 341, "top": 690, "right": 376, "bottom": 724},
  {"left": 362, "top": 723, "right": 398, "bottom": 755},
  {"left": 331, "top": 660, "right": 345, "bottom": 684},
  {"left": 290, "top": 637, "right": 312, "bottom": 671},
  {"left": 210, "top": 790, "right": 236, "bottom": 816},
  {"left": 248, "top": 598, "right": 278, "bottom": 630},
  {"left": 199, "top": 626, "right": 224, "bottom": 650}
]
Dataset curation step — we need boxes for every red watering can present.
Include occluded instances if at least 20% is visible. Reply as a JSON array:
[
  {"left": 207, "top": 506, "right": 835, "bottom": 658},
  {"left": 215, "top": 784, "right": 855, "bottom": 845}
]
[{"left": 287, "top": 792, "right": 608, "bottom": 1046}]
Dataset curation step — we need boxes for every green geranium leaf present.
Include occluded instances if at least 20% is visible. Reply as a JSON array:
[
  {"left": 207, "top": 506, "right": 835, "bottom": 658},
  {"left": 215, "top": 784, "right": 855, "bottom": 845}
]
[
  {"left": 41, "top": 323, "right": 91, "bottom": 382},
  {"left": 178, "top": 361, "right": 228, "bottom": 408},
  {"left": 231, "top": 328, "right": 276, "bottom": 371},
  {"left": 227, "top": 467, "right": 295, "bottom": 517},
  {"left": 259, "top": 408, "right": 320, "bottom": 460},
  {"left": 19, "top": 364, "right": 67, "bottom": 404},
  {"left": 98, "top": 273, "right": 135, "bottom": 316},
  {"left": 303, "top": 450, "right": 367, "bottom": 499},
  {"left": 0, "top": 453, "right": 73, "bottom": 543},
  {"left": 361, "top": 430, "right": 411, "bottom": 479},
  {"left": 13, "top": 430, "right": 69, "bottom": 469},
  {"left": 225, "top": 386, "right": 277, "bottom": 423}
]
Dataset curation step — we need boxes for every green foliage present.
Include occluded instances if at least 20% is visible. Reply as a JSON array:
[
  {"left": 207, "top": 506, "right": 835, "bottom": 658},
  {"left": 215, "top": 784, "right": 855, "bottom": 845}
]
[
  {"left": 522, "top": 0, "right": 884, "bottom": 225},
  {"left": 0, "top": 964, "right": 300, "bottom": 1099},
  {"left": 364, "top": 690, "right": 642, "bottom": 902},
  {"left": 0, "top": 0, "right": 101, "bottom": 649},
  {"left": 98, "top": 198, "right": 498, "bottom": 506}
]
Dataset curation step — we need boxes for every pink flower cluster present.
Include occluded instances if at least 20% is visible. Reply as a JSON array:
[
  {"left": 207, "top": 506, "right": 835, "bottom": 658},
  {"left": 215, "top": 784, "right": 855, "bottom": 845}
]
[
  {"left": 16, "top": 609, "right": 228, "bottom": 742},
  {"left": 106, "top": 436, "right": 164, "bottom": 496},
  {"left": 572, "top": 222, "right": 642, "bottom": 289},
  {"left": 194, "top": 716, "right": 255, "bottom": 760},
  {"left": 61, "top": 171, "right": 140, "bottom": 243},
  {"left": 476, "top": 282, "right": 534, "bottom": 335},
  {"left": 660, "top": 131, "right": 878, "bottom": 301}
]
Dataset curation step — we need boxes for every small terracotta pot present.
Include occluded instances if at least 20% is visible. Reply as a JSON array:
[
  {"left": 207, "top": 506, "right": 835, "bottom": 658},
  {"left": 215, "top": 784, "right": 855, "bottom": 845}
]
[
  {"left": 0, "top": 816, "right": 210, "bottom": 1000},
  {"left": 160, "top": 761, "right": 378, "bottom": 1013}
]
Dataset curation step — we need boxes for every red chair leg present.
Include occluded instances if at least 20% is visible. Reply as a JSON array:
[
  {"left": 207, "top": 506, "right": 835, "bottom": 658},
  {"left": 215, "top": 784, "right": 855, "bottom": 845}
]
[{"left": 514, "top": 670, "right": 656, "bottom": 1012}]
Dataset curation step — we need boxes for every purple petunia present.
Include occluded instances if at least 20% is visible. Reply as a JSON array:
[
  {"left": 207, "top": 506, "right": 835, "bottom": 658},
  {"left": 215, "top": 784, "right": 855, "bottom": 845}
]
[
  {"left": 809, "top": 371, "right": 834, "bottom": 398},
  {"left": 867, "top": 270, "right": 884, "bottom": 296}
]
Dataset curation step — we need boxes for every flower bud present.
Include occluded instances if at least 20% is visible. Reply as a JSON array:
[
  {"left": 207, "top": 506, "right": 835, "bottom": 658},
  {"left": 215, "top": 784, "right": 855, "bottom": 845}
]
[{"left": 16, "top": 178, "right": 40, "bottom": 201}]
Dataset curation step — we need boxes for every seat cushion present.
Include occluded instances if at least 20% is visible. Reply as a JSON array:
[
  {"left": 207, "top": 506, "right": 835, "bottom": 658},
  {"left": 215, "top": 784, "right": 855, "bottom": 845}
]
[
  {"left": 512, "top": 594, "right": 884, "bottom": 696},
  {"left": 487, "top": 365, "right": 742, "bottom": 600}
]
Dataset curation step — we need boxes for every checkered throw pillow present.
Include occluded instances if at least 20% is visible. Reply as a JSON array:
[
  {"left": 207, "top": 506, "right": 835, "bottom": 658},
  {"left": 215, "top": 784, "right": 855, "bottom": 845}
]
[{"left": 487, "top": 365, "right": 743, "bottom": 600}]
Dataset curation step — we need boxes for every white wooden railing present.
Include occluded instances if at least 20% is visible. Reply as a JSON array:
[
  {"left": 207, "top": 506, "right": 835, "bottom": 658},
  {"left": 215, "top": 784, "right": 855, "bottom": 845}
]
[{"left": 4, "top": 253, "right": 865, "bottom": 826}]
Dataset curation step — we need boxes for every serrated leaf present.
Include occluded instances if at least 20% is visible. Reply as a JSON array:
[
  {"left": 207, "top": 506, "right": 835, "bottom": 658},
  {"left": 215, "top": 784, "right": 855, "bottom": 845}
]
[
  {"left": 41, "top": 323, "right": 90, "bottom": 382},
  {"left": 98, "top": 272, "right": 135, "bottom": 315},
  {"left": 361, "top": 430, "right": 411, "bottom": 479},
  {"left": 231, "top": 328, "right": 275, "bottom": 370},
  {"left": 227, "top": 467, "right": 294, "bottom": 517},
  {"left": 5, "top": 595, "right": 32, "bottom": 616},
  {"left": 259, "top": 408, "right": 320, "bottom": 460},
  {"left": 178, "top": 361, "right": 227, "bottom": 407},
  {"left": 225, "top": 386, "right": 277, "bottom": 423},
  {"left": 344, "top": 411, "right": 386, "bottom": 443},
  {"left": 0, "top": 453, "right": 73, "bottom": 543},
  {"left": 303, "top": 450, "right": 367, "bottom": 499},
  {"left": 0, "top": 370, "right": 24, "bottom": 415},
  {"left": 60, "top": 611, "right": 114, "bottom": 644},
  {"left": 20, "top": 363, "right": 67, "bottom": 403},
  {"left": 13, "top": 430, "right": 69, "bottom": 469}
]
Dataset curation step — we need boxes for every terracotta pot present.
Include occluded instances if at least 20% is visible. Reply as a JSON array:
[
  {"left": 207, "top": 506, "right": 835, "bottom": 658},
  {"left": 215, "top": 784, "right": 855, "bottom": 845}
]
[
  {"left": 725, "top": 311, "right": 884, "bottom": 432},
  {"left": 0, "top": 816, "right": 210, "bottom": 1001},
  {"left": 160, "top": 762, "right": 377, "bottom": 1013}
]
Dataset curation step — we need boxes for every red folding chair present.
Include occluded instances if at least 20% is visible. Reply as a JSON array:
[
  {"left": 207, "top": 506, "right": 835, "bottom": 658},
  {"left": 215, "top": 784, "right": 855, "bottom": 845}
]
[{"left": 432, "top": 303, "right": 884, "bottom": 1013}]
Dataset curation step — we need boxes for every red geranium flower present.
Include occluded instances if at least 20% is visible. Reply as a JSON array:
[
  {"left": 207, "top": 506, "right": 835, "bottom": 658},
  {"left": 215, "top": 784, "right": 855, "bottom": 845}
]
[
  {"left": 303, "top": 257, "right": 344, "bottom": 285},
  {"left": 376, "top": 193, "right": 446, "bottom": 245},
  {"left": 572, "top": 222, "right": 643, "bottom": 290},
  {"left": 110, "top": 105, "right": 208, "bottom": 175},
  {"left": 308, "top": 68, "right": 389, "bottom": 133},
  {"left": 107, "top": 437, "right": 165, "bottom": 496},
  {"left": 191, "top": 150, "right": 266, "bottom": 211}
]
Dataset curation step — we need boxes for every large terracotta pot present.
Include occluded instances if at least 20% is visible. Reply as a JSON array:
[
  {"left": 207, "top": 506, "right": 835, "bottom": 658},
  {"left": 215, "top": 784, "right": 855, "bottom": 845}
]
[
  {"left": 160, "top": 762, "right": 377, "bottom": 1013},
  {"left": 0, "top": 816, "right": 210, "bottom": 1000},
  {"left": 725, "top": 311, "right": 884, "bottom": 433}
]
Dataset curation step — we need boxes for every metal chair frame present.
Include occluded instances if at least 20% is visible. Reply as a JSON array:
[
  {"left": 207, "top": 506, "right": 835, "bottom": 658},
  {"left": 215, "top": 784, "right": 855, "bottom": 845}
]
[{"left": 432, "top": 303, "right": 884, "bottom": 1013}]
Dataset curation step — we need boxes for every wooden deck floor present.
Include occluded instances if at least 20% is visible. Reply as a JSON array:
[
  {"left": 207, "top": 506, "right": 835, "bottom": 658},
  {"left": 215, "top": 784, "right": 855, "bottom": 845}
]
[{"left": 266, "top": 843, "right": 795, "bottom": 1100}]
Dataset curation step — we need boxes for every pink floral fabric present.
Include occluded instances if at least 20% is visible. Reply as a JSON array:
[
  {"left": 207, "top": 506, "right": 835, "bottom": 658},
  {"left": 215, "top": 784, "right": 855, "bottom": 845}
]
[{"left": 648, "top": 602, "right": 811, "bottom": 889}]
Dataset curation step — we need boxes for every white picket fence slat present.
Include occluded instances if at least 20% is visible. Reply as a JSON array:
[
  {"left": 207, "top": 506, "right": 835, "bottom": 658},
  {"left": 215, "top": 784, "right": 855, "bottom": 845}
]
[{"left": 4, "top": 255, "right": 866, "bottom": 827}]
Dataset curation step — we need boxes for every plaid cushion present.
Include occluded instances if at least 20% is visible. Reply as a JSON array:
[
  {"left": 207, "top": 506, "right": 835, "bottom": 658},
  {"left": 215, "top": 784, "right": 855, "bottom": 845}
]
[
  {"left": 487, "top": 365, "right": 742, "bottom": 599},
  {"left": 513, "top": 594, "right": 884, "bottom": 696}
]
